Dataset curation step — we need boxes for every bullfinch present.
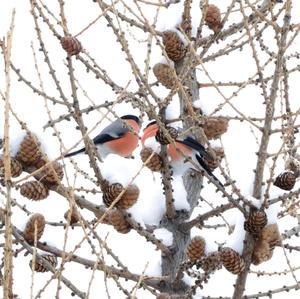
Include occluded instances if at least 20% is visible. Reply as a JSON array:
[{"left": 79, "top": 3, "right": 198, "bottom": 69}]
[
  {"left": 141, "top": 121, "right": 223, "bottom": 186},
  {"left": 65, "top": 115, "right": 141, "bottom": 159}
]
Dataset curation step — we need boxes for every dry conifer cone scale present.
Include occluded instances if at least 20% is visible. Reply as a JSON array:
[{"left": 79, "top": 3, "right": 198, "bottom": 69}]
[
  {"left": 244, "top": 208, "right": 267, "bottom": 235},
  {"left": 155, "top": 126, "right": 179, "bottom": 145},
  {"left": 0, "top": 157, "right": 23, "bottom": 177},
  {"left": 186, "top": 236, "right": 206, "bottom": 262},
  {"left": 64, "top": 208, "right": 80, "bottom": 225},
  {"left": 220, "top": 247, "right": 245, "bottom": 275},
  {"left": 153, "top": 63, "right": 177, "bottom": 89},
  {"left": 29, "top": 254, "right": 58, "bottom": 272},
  {"left": 16, "top": 134, "right": 42, "bottom": 165},
  {"left": 252, "top": 240, "right": 273, "bottom": 265},
  {"left": 274, "top": 171, "right": 296, "bottom": 190},
  {"left": 61, "top": 36, "right": 82, "bottom": 56},
  {"left": 102, "top": 181, "right": 139, "bottom": 209},
  {"left": 205, "top": 4, "right": 222, "bottom": 33},
  {"left": 34, "top": 158, "right": 64, "bottom": 185},
  {"left": 140, "top": 147, "right": 162, "bottom": 172},
  {"left": 108, "top": 209, "right": 131, "bottom": 234},
  {"left": 162, "top": 30, "right": 186, "bottom": 61},
  {"left": 20, "top": 180, "right": 49, "bottom": 200},
  {"left": 23, "top": 213, "right": 46, "bottom": 245},
  {"left": 203, "top": 117, "right": 229, "bottom": 140}
]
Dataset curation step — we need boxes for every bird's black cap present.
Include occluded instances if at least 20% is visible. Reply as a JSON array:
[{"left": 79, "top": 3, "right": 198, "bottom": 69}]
[{"left": 121, "top": 115, "right": 141, "bottom": 124}]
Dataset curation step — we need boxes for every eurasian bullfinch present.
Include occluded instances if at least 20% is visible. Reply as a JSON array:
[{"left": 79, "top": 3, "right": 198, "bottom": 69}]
[
  {"left": 65, "top": 115, "right": 141, "bottom": 159},
  {"left": 141, "top": 121, "right": 223, "bottom": 186}
]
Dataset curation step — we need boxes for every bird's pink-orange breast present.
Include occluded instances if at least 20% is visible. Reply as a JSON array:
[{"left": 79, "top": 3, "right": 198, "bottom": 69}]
[
  {"left": 142, "top": 123, "right": 192, "bottom": 161},
  {"left": 106, "top": 119, "right": 140, "bottom": 157},
  {"left": 141, "top": 124, "right": 158, "bottom": 147},
  {"left": 168, "top": 142, "right": 192, "bottom": 162}
]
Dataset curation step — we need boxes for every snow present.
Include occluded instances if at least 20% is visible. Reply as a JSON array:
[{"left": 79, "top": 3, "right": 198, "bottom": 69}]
[
  {"left": 144, "top": 136, "right": 161, "bottom": 153},
  {"left": 153, "top": 228, "right": 173, "bottom": 246},
  {"left": 101, "top": 154, "right": 140, "bottom": 186},
  {"left": 225, "top": 211, "right": 246, "bottom": 254},
  {"left": 173, "top": 175, "right": 190, "bottom": 211}
]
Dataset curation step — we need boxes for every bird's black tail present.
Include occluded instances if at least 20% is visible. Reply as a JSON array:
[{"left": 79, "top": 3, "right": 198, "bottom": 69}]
[
  {"left": 195, "top": 154, "right": 224, "bottom": 188},
  {"left": 64, "top": 148, "right": 85, "bottom": 158}
]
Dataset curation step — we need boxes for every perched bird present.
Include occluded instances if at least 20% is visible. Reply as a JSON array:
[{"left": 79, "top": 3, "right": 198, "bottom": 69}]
[
  {"left": 65, "top": 115, "right": 141, "bottom": 159},
  {"left": 141, "top": 121, "right": 223, "bottom": 186}
]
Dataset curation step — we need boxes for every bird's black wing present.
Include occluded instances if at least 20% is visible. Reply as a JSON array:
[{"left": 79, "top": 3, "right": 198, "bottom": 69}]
[
  {"left": 195, "top": 154, "right": 224, "bottom": 188},
  {"left": 177, "top": 136, "right": 213, "bottom": 161}
]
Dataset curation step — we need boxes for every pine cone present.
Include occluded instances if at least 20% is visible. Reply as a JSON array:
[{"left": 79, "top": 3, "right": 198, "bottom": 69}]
[
  {"left": 61, "top": 36, "right": 82, "bottom": 56},
  {"left": 29, "top": 254, "right": 57, "bottom": 272},
  {"left": 155, "top": 126, "right": 179, "bottom": 145},
  {"left": 153, "top": 63, "right": 177, "bottom": 89},
  {"left": 244, "top": 208, "right": 267, "bottom": 235},
  {"left": 205, "top": 4, "right": 222, "bottom": 33},
  {"left": 162, "top": 31, "right": 186, "bottom": 61},
  {"left": 23, "top": 213, "right": 45, "bottom": 245},
  {"left": 252, "top": 240, "right": 273, "bottom": 265},
  {"left": 186, "top": 236, "right": 206, "bottom": 262},
  {"left": 261, "top": 223, "right": 281, "bottom": 249},
  {"left": 203, "top": 117, "right": 229, "bottom": 140},
  {"left": 108, "top": 209, "right": 131, "bottom": 234},
  {"left": 201, "top": 251, "right": 222, "bottom": 273},
  {"left": 35, "top": 158, "right": 64, "bottom": 185},
  {"left": 102, "top": 182, "right": 139, "bottom": 209},
  {"left": 205, "top": 147, "right": 224, "bottom": 171},
  {"left": 140, "top": 147, "right": 162, "bottom": 172},
  {"left": 285, "top": 158, "right": 300, "bottom": 178},
  {"left": 220, "top": 247, "right": 245, "bottom": 275},
  {"left": 0, "top": 157, "right": 23, "bottom": 177},
  {"left": 156, "top": 293, "right": 171, "bottom": 299},
  {"left": 64, "top": 208, "right": 80, "bottom": 225},
  {"left": 274, "top": 171, "right": 296, "bottom": 191},
  {"left": 20, "top": 181, "right": 49, "bottom": 200},
  {"left": 16, "top": 134, "right": 42, "bottom": 165}
]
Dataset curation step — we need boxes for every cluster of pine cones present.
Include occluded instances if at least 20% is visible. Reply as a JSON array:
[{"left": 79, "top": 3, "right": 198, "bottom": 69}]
[
  {"left": 185, "top": 208, "right": 281, "bottom": 276},
  {"left": 100, "top": 180, "right": 140, "bottom": 234},
  {"left": 0, "top": 133, "right": 64, "bottom": 201}
]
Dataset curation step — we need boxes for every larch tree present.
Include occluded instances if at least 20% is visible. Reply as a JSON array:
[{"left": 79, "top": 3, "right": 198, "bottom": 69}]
[{"left": 0, "top": 0, "right": 300, "bottom": 298}]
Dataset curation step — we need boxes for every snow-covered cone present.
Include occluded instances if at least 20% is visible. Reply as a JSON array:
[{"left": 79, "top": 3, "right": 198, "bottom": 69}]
[
  {"left": 205, "top": 147, "right": 224, "bottom": 171},
  {"left": 64, "top": 208, "right": 80, "bottom": 225},
  {"left": 252, "top": 240, "right": 273, "bottom": 265},
  {"left": 220, "top": 247, "right": 245, "bottom": 275},
  {"left": 274, "top": 171, "right": 296, "bottom": 191},
  {"left": 203, "top": 117, "right": 229, "bottom": 140},
  {"left": 140, "top": 147, "right": 162, "bottom": 172},
  {"left": 244, "top": 208, "right": 267, "bottom": 235},
  {"left": 153, "top": 63, "right": 177, "bottom": 89},
  {"left": 16, "top": 134, "right": 42, "bottom": 165},
  {"left": 29, "top": 254, "right": 57, "bottom": 272},
  {"left": 155, "top": 126, "right": 179, "bottom": 145},
  {"left": 20, "top": 181, "right": 49, "bottom": 200},
  {"left": 186, "top": 236, "right": 206, "bottom": 261},
  {"left": 35, "top": 158, "right": 64, "bottom": 185},
  {"left": 201, "top": 251, "right": 222, "bottom": 273},
  {"left": 156, "top": 293, "right": 171, "bottom": 299},
  {"left": 162, "top": 31, "right": 186, "bottom": 61},
  {"left": 102, "top": 181, "right": 139, "bottom": 209},
  {"left": 261, "top": 223, "right": 281, "bottom": 249},
  {"left": 23, "top": 213, "right": 45, "bottom": 245},
  {"left": 61, "top": 36, "right": 82, "bottom": 56},
  {"left": 0, "top": 157, "right": 23, "bottom": 177},
  {"left": 285, "top": 158, "right": 300, "bottom": 178},
  {"left": 108, "top": 209, "right": 131, "bottom": 234},
  {"left": 205, "top": 4, "right": 222, "bottom": 33}
]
